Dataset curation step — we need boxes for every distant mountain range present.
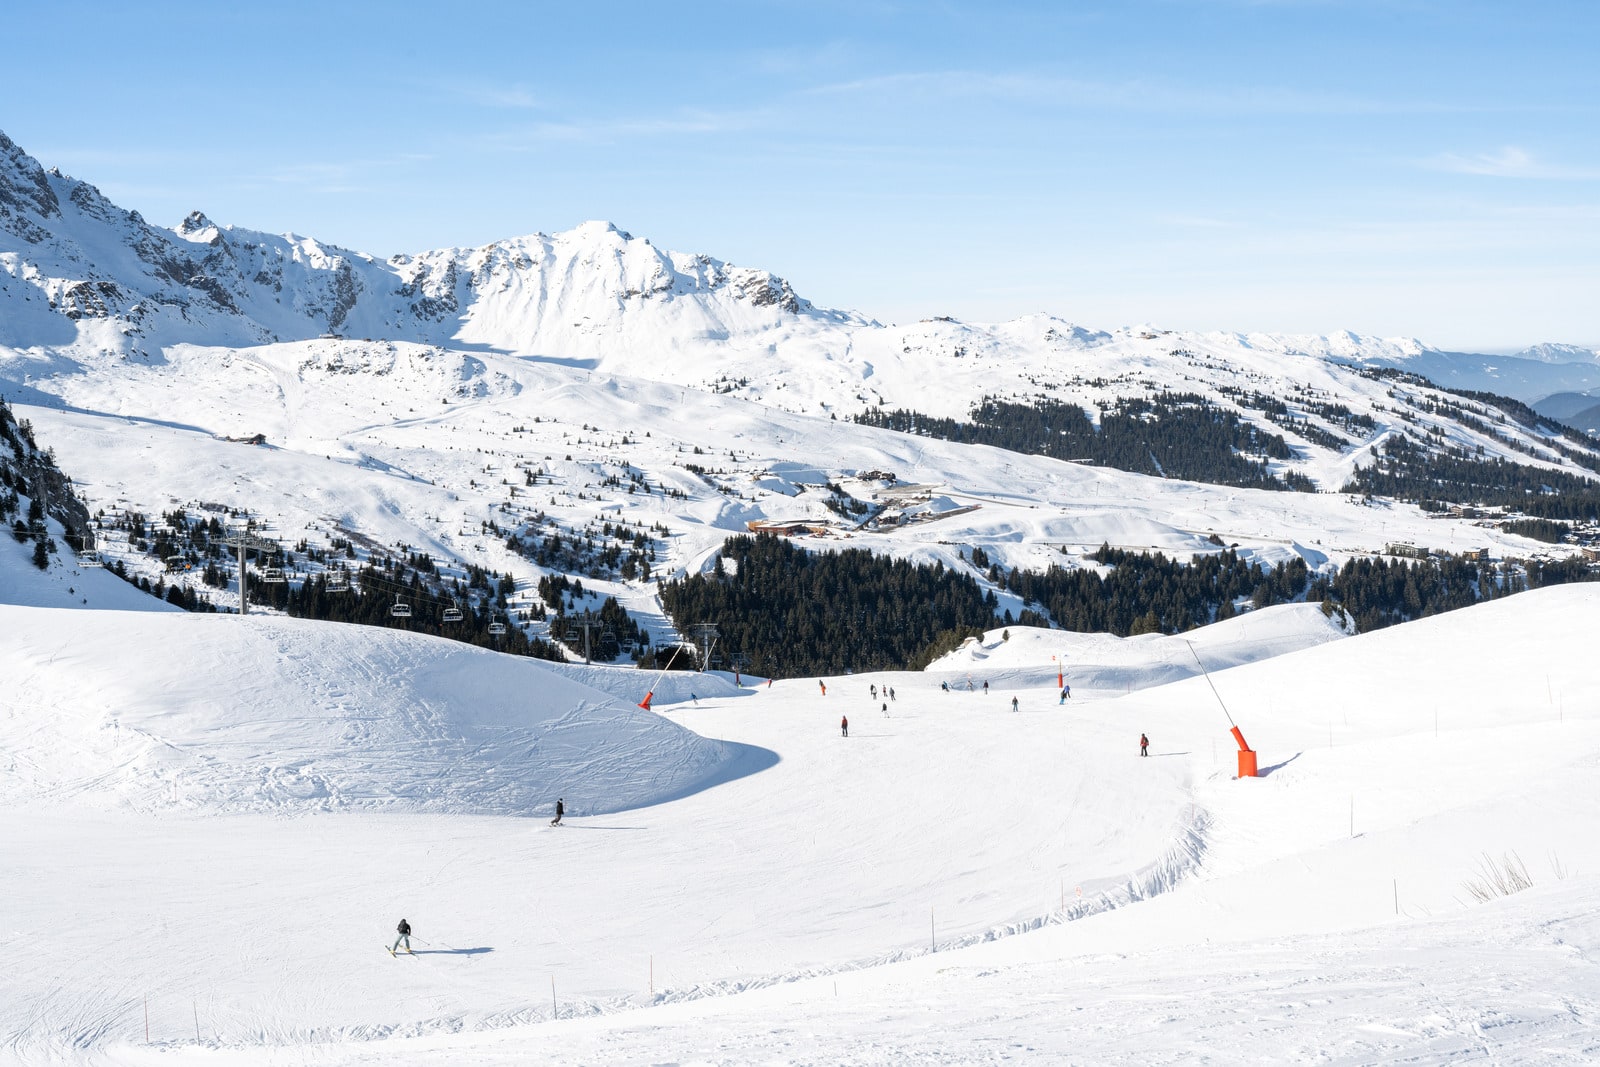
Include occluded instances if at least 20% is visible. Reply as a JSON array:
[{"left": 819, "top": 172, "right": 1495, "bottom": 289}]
[{"left": 5, "top": 127, "right": 1599, "bottom": 412}]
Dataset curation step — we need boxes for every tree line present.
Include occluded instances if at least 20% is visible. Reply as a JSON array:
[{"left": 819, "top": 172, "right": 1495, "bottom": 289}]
[
  {"left": 662, "top": 534, "right": 1600, "bottom": 677},
  {"left": 855, "top": 393, "right": 1313, "bottom": 490}
]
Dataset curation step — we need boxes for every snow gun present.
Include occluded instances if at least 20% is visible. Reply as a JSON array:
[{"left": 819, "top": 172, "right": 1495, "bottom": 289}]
[
  {"left": 638, "top": 645, "right": 684, "bottom": 711},
  {"left": 1186, "top": 640, "right": 1258, "bottom": 779}
]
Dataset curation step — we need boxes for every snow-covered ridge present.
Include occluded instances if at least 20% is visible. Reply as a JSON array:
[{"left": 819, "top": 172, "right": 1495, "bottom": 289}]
[
  {"left": 0, "top": 605, "right": 747, "bottom": 815},
  {"left": 1, "top": 129, "right": 870, "bottom": 362},
  {"left": 2, "top": 126, "right": 1500, "bottom": 402}
]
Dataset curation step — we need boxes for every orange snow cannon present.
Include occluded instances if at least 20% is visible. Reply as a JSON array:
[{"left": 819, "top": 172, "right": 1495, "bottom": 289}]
[{"left": 1230, "top": 725, "right": 1258, "bottom": 778}]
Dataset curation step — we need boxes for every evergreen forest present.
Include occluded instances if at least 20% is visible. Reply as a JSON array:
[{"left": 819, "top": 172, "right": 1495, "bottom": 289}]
[
  {"left": 663, "top": 535, "right": 1600, "bottom": 677},
  {"left": 855, "top": 393, "right": 1314, "bottom": 490}
]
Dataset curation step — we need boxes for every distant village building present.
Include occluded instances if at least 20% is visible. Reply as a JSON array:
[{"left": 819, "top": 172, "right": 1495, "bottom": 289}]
[
  {"left": 745, "top": 520, "right": 834, "bottom": 537},
  {"left": 1385, "top": 542, "right": 1429, "bottom": 560}
]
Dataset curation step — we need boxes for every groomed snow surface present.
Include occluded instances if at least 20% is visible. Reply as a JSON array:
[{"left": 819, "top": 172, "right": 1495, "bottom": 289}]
[{"left": 4, "top": 589, "right": 1600, "bottom": 1064}]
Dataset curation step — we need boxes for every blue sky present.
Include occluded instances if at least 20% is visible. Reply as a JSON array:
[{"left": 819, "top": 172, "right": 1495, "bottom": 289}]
[{"left": 6, "top": 0, "right": 1597, "bottom": 348}]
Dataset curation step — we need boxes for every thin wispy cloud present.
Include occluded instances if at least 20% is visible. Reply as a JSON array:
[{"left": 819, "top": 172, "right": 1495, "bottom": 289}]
[
  {"left": 1430, "top": 146, "right": 1600, "bottom": 180},
  {"left": 481, "top": 107, "right": 770, "bottom": 149},
  {"left": 452, "top": 83, "right": 545, "bottom": 110},
  {"left": 802, "top": 69, "right": 1478, "bottom": 117}
]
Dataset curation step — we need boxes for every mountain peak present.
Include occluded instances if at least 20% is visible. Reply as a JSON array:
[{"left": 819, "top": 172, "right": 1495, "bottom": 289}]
[
  {"left": 568, "top": 219, "right": 632, "bottom": 241},
  {"left": 0, "top": 127, "right": 61, "bottom": 221},
  {"left": 1514, "top": 342, "right": 1599, "bottom": 365},
  {"left": 177, "top": 209, "right": 215, "bottom": 235}
]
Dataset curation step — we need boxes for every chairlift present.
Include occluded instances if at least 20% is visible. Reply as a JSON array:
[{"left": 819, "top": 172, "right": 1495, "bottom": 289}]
[
  {"left": 442, "top": 603, "right": 465, "bottom": 623},
  {"left": 262, "top": 566, "right": 286, "bottom": 583},
  {"left": 166, "top": 555, "right": 189, "bottom": 572},
  {"left": 325, "top": 571, "right": 349, "bottom": 592},
  {"left": 390, "top": 595, "right": 413, "bottom": 618},
  {"left": 79, "top": 551, "right": 104, "bottom": 568},
  {"left": 488, "top": 619, "right": 508, "bottom": 635},
  {"left": 565, "top": 628, "right": 581, "bottom": 641}
]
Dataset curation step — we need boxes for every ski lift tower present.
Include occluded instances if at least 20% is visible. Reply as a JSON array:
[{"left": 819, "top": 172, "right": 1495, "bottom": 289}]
[
  {"left": 221, "top": 526, "right": 280, "bottom": 616},
  {"left": 566, "top": 609, "right": 604, "bottom": 664},
  {"left": 689, "top": 622, "right": 720, "bottom": 672}
]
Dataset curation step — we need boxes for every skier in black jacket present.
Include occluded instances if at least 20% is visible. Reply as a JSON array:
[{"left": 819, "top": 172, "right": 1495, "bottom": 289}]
[
  {"left": 391, "top": 918, "right": 412, "bottom": 954},
  {"left": 551, "top": 798, "right": 564, "bottom": 826}
]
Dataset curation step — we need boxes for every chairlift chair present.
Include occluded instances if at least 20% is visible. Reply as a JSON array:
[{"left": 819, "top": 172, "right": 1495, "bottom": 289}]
[
  {"left": 262, "top": 566, "right": 286, "bottom": 583},
  {"left": 488, "top": 619, "right": 508, "bottom": 635},
  {"left": 325, "top": 571, "right": 349, "bottom": 592},
  {"left": 442, "top": 603, "right": 465, "bottom": 623},
  {"left": 79, "top": 551, "right": 104, "bottom": 568},
  {"left": 390, "top": 596, "right": 413, "bottom": 618},
  {"left": 565, "top": 628, "right": 581, "bottom": 641}
]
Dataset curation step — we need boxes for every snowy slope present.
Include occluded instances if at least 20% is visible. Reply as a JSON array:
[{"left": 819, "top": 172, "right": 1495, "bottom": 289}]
[
  {"left": 0, "top": 605, "right": 743, "bottom": 816},
  {"left": 3, "top": 585, "right": 1599, "bottom": 1064}
]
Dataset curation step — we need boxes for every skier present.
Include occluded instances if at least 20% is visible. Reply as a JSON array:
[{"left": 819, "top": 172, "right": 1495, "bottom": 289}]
[
  {"left": 889, "top": 687, "right": 896, "bottom": 702},
  {"left": 391, "top": 918, "right": 413, "bottom": 955},
  {"left": 841, "top": 715, "right": 849, "bottom": 737},
  {"left": 941, "top": 681, "right": 950, "bottom": 692},
  {"left": 881, "top": 701, "right": 889, "bottom": 716},
  {"left": 551, "top": 798, "right": 565, "bottom": 825},
  {"left": 983, "top": 681, "right": 990, "bottom": 695},
  {"left": 819, "top": 680, "right": 827, "bottom": 697},
  {"left": 870, "top": 684, "right": 878, "bottom": 700},
  {"left": 1139, "top": 734, "right": 1149, "bottom": 758},
  {"left": 1060, "top": 685, "right": 1071, "bottom": 703},
  {"left": 1011, "top": 696, "right": 1019, "bottom": 713}
]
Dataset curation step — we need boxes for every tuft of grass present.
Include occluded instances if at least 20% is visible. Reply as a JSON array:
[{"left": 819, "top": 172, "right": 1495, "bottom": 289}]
[{"left": 1462, "top": 851, "right": 1533, "bottom": 903}]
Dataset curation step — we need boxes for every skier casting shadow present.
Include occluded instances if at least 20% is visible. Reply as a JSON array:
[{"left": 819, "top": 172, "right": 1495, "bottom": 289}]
[
  {"left": 389, "top": 918, "right": 413, "bottom": 956},
  {"left": 1140, "top": 734, "right": 1149, "bottom": 757},
  {"left": 550, "top": 798, "right": 564, "bottom": 825},
  {"left": 841, "top": 715, "right": 849, "bottom": 737}
]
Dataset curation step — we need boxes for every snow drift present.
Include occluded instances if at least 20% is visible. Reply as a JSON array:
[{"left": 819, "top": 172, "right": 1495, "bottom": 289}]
[{"left": 0, "top": 605, "right": 750, "bottom": 815}]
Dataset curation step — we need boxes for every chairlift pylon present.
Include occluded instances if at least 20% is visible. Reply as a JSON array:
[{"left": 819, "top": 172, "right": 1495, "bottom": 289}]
[{"left": 390, "top": 595, "right": 413, "bottom": 618}]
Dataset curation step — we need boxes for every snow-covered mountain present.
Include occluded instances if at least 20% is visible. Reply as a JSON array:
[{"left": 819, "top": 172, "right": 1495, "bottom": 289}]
[
  {"left": 11, "top": 127, "right": 1596, "bottom": 417},
  {"left": 1515, "top": 341, "right": 1600, "bottom": 364},
  {"left": 1, "top": 129, "right": 863, "bottom": 365},
  {"left": 9, "top": 129, "right": 1600, "bottom": 1067},
  {"left": 6, "top": 126, "right": 1600, "bottom": 652}
]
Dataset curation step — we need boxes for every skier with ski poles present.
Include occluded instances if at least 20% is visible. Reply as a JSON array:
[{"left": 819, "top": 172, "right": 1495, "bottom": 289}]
[{"left": 390, "top": 918, "right": 413, "bottom": 955}]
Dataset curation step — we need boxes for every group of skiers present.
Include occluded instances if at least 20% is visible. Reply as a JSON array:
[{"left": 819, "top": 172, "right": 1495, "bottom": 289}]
[{"left": 827, "top": 679, "right": 1152, "bottom": 758}]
